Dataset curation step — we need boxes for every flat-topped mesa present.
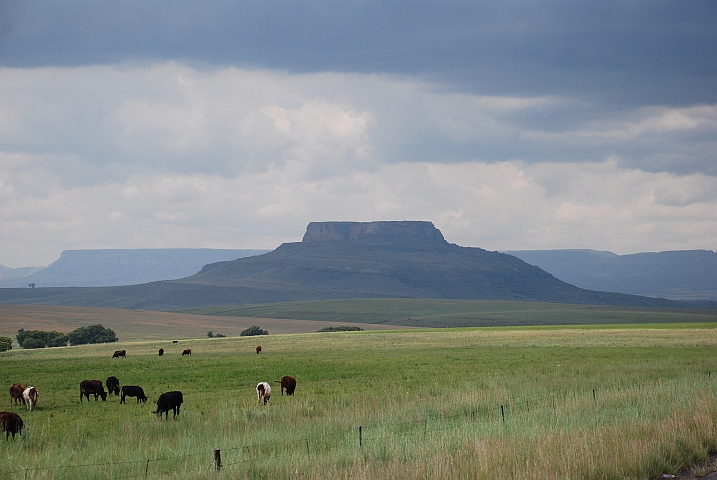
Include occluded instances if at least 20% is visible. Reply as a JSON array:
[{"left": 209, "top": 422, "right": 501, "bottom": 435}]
[{"left": 301, "top": 221, "right": 450, "bottom": 249}]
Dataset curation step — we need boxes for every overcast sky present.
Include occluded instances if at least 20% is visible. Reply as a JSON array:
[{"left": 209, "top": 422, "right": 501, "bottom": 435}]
[{"left": 1, "top": 1, "right": 716, "bottom": 267}]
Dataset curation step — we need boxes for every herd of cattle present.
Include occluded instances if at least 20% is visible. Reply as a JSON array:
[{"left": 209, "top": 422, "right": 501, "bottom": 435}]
[{"left": 2, "top": 345, "right": 297, "bottom": 441}]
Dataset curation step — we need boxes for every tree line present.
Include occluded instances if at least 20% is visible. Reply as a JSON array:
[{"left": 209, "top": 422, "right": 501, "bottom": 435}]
[{"left": 13, "top": 324, "right": 118, "bottom": 349}]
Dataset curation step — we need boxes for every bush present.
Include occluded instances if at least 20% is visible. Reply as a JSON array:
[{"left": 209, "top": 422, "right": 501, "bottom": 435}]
[
  {"left": 240, "top": 325, "right": 268, "bottom": 336},
  {"left": 66, "top": 324, "right": 118, "bottom": 345},
  {"left": 317, "top": 326, "right": 364, "bottom": 332},
  {"left": 17, "top": 329, "right": 68, "bottom": 349},
  {"left": 0, "top": 336, "right": 12, "bottom": 352}
]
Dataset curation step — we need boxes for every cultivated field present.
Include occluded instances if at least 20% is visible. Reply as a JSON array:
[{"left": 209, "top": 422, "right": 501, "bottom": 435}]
[
  {"left": 0, "top": 304, "right": 407, "bottom": 344},
  {"left": 2, "top": 323, "right": 717, "bottom": 479},
  {"left": 185, "top": 298, "right": 717, "bottom": 328}
]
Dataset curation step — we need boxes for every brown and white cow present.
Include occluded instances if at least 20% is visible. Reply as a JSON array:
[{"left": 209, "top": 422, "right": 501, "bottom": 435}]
[
  {"left": 279, "top": 376, "right": 297, "bottom": 396},
  {"left": 22, "top": 387, "right": 38, "bottom": 412},
  {"left": 9, "top": 383, "right": 25, "bottom": 407},
  {"left": 0, "top": 412, "right": 24, "bottom": 440},
  {"left": 80, "top": 380, "right": 107, "bottom": 402},
  {"left": 256, "top": 345, "right": 262, "bottom": 354},
  {"left": 112, "top": 350, "right": 126, "bottom": 359},
  {"left": 182, "top": 348, "right": 192, "bottom": 356},
  {"left": 256, "top": 382, "right": 271, "bottom": 405}
]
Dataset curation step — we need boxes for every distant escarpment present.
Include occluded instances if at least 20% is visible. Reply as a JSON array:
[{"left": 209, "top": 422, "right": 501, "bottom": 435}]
[
  {"left": 302, "top": 221, "right": 448, "bottom": 248},
  {"left": 0, "top": 221, "right": 679, "bottom": 310}
]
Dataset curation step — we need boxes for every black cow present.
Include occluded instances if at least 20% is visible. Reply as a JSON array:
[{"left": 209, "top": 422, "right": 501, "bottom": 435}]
[
  {"left": 0, "top": 412, "right": 24, "bottom": 440},
  {"left": 112, "top": 350, "right": 126, "bottom": 359},
  {"left": 155, "top": 391, "right": 183, "bottom": 419},
  {"left": 120, "top": 386, "right": 148, "bottom": 404},
  {"left": 106, "top": 376, "right": 120, "bottom": 396},
  {"left": 80, "top": 380, "right": 107, "bottom": 402},
  {"left": 158, "top": 348, "right": 164, "bottom": 356}
]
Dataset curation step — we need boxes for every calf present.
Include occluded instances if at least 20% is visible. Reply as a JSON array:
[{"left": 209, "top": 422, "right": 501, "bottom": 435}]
[
  {"left": 80, "top": 380, "right": 107, "bottom": 402},
  {"left": 9, "top": 383, "right": 25, "bottom": 407},
  {"left": 279, "top": 376, "right": 297, "bottom": 396},
  {"left": 120, "top": 386, "right": 148, "bottom": 404},
  {"left": 106, "top": 376, "right": 120, "bottom": 396},
  {"left": 112, "top": 350, "right": 126, "bottom": 359},
  {"left": 182, "top": 348, "right": 191, "bottom": 356},
  {"left": 155, "top": 391, "right": 183, "bottom": 419},
  {"left": 0, "top": 412, "right": 24, "bottom": 440},
  {"left": 256, "top": 345, "right": 262, "bottom": 354},
  {"left": 22, "top": 387, "right": 38, "bottom": 412},
  {"left": 256, "top": 382, "right": 271, "bottom": 405},
  {"left": 158, "top": 348, "right": 164, "bottom": 356}
]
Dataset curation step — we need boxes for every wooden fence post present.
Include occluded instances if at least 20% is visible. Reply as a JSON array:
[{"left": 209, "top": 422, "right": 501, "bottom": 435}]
[
  {"left": 214, "top": 448, "right": 221, "bottom": 471},
  {"left": 359, "top": 426, "right": 362, "bottom": 448},
  {"left": 501, "top": 405, "right": 505, "bottom": 422}
]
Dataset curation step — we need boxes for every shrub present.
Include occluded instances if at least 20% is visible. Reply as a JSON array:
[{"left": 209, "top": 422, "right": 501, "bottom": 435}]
[
  {"left": 240, "top": 325, "right": 268, "bottom": 336},
  {"left": 17, "top": 329, "right": 68, "bottom": 349},
  {"left": 0, "top": 336, "right": 12, "bottom": 352},
  {"left": 317, "top": 326, "right": 364, "bottom": 332},
  {"left": 66, "top": 324, "right": 118, "bottom": 345}
]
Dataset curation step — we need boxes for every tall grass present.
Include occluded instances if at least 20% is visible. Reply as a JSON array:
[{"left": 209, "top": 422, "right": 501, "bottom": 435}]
[{"left": 1, "top": 325, "right": 717, "bottom": 479}]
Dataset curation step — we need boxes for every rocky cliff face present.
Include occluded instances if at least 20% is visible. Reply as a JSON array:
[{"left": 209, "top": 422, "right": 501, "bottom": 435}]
[{"left": 302, "top": 221, "right": 447, "bottom": 247}]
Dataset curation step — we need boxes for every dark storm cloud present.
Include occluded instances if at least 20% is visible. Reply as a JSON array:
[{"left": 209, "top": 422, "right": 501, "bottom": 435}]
[{"left": 1, "top": 0, "right": 715, "bottom": 107}]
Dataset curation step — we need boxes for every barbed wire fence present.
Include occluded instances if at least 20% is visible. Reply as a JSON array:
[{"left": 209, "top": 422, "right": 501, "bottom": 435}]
[{"left": 2, "top": 374, "right": 713, "bottom": 479}]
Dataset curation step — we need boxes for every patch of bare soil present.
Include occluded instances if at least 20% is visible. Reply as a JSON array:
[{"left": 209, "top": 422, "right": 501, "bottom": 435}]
[{"left": 654, "top": 455, "right": 717, "bottom": 480}]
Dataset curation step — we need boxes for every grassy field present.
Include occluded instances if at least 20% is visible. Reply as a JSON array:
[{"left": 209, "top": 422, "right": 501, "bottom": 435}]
[
  {"left": 184, "top": 298, "right": 717, "bottom": 328},
  {"left": 2, "top": 323, "right": 717, "bottom": 479}
]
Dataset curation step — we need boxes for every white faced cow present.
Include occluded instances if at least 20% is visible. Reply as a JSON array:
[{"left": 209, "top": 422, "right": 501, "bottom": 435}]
[
  {"left": 256, "top": 382, "right": 271, "bottom": 405},
  {"left": 22, "top": 387, "right": 38, "bottom": 412}
]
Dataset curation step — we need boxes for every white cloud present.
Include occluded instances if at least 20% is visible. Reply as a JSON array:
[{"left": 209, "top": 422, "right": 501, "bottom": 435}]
[{"left": 0, "top": 63, "right": 715, "bottom": 267}]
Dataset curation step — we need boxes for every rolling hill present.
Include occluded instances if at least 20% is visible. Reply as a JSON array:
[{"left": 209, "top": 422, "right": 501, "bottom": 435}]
[{"left": 505, "top": 249, "right": 717, "bottom": 301}]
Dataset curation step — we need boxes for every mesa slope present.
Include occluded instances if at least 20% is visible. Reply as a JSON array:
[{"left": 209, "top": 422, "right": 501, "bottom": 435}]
[{"left": 0, "top": 221, "right": 678, "bottom": 310}]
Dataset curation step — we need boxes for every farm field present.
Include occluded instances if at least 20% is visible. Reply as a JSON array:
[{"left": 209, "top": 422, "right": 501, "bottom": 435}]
[
  {"left": 185, "top": 298, "right": 717, "bottom": 328},
  {"left": 0, "top": 304, "right": 407, "bottom": 344},
  {"left": 2, "top": 324, "right": 717, "bottom": 479}
]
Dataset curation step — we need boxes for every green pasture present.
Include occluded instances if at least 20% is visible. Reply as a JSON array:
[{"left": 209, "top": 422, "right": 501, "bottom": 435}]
[
  {"left": 2, "top": 324, "right": 717, "bottom": 479},
  {"left": 183, "top": 298, "right": 717, "bottom": 327}
]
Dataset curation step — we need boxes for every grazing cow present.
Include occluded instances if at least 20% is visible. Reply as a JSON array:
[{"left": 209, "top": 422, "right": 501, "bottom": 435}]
[
  {"left": 9, "top": 383, "right": 25, "bottom": 407},
  {"left": 106, "top": 376, "right": 120, "bottom": 396},
  {"left": 182, "top": 348, "right": 191, "bottom": 356},
  {"left": 22, "top": 387, "right": 38, "bottom": 412},
  {"left": 112, "top": 350, "right": 126, "bottom": 359},
  {"left": 0, "top": 412, "right": 24, "bottom": 440},
  {"left": 256, "top": 345, "right": 262, "bottom": 354},
  {"left": 172, "top": 340, "right": 178, "bottom": 344},
  {"left": 120, "top": 386, "right": 148, "bottom": 404},
  {"left": 158, "top": 348, "right": 164, "bottom": 356},
  {"left": 256, "top": 382, "right": 271, "bottom": 405},
  {"left": 80, "top": 380, "right": 107, "bottom": 402},
  {"left": 279, "top": 376, "right": 297, "bottom": 396},
  {"left": 155, "top": 391, "right": 183, "bottom": 419}
]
